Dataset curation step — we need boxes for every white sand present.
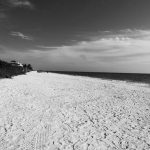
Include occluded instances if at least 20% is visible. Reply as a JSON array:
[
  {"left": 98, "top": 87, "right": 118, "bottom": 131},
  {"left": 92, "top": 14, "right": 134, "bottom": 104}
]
[{"left": 0, "top": 71, "right": 150, "bottom": 150}]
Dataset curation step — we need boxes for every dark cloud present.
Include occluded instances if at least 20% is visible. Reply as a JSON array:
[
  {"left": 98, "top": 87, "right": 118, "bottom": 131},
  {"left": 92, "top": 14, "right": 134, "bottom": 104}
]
[{"left": 0, "top": 12, "right": 7, "bottom": 19}]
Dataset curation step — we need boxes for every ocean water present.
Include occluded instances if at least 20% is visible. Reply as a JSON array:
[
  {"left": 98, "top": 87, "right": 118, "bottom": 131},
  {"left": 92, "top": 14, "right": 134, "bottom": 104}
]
[{"left": 38, "top": 71, "right": 150, "bottom": 85}]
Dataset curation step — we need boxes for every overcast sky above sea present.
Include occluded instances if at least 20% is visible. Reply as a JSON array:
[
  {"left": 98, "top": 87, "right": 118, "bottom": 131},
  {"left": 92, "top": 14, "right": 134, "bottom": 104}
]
[{"left": 0, "top": 0, "right": 150, "bottom": 73}]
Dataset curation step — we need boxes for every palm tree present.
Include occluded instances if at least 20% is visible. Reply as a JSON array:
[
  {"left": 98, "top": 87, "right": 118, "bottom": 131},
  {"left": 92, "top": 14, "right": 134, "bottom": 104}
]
[
  {"left": 27, "top": 64, "right": 33, "bottom": 71},
  {"left": 23, "top": 64, "right": 27, "bottom": 73}
]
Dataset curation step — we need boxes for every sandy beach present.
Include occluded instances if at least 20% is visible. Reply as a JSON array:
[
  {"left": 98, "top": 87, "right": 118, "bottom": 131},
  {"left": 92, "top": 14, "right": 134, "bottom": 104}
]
[{"left": 0, "top": 71, "right": 150, "bottom": 150}]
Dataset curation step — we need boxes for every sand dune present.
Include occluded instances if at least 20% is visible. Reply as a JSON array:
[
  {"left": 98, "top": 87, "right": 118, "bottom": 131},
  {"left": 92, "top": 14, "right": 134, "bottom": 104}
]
[{"left": 0, "top": 71, "right": 150, "bottom": 150}]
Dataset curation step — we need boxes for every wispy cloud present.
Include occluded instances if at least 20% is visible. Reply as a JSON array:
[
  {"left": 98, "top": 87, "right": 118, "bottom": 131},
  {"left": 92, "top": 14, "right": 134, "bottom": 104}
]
[
  {"left": 37, "top": 45, "right": 63, "bottom": 50},
  {"left": 10, "top": 31, "right": 33, "bottom": 40},
  {"left": 0, "top": 0, "right": 34, "bottom": 21},
  {"left": 7, "top": 0, "right": 34, "bottom": 9}
]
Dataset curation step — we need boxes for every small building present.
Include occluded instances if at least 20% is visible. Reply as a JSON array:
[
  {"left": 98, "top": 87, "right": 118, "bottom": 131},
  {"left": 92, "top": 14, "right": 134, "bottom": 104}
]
[{"left": 10, "top": 60, "right": 23, "bottom": 67}]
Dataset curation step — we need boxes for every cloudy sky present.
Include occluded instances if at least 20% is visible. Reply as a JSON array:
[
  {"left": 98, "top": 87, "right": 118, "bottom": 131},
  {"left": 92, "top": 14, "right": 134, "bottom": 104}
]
[{"left": 0, "top": 0, "right": 150, "bottom": 73}]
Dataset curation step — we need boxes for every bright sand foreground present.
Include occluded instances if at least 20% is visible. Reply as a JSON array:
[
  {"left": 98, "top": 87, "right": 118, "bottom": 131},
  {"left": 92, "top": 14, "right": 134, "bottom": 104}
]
[{"left": 0, "top": 71, "right": 150, "bottom": 150}]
